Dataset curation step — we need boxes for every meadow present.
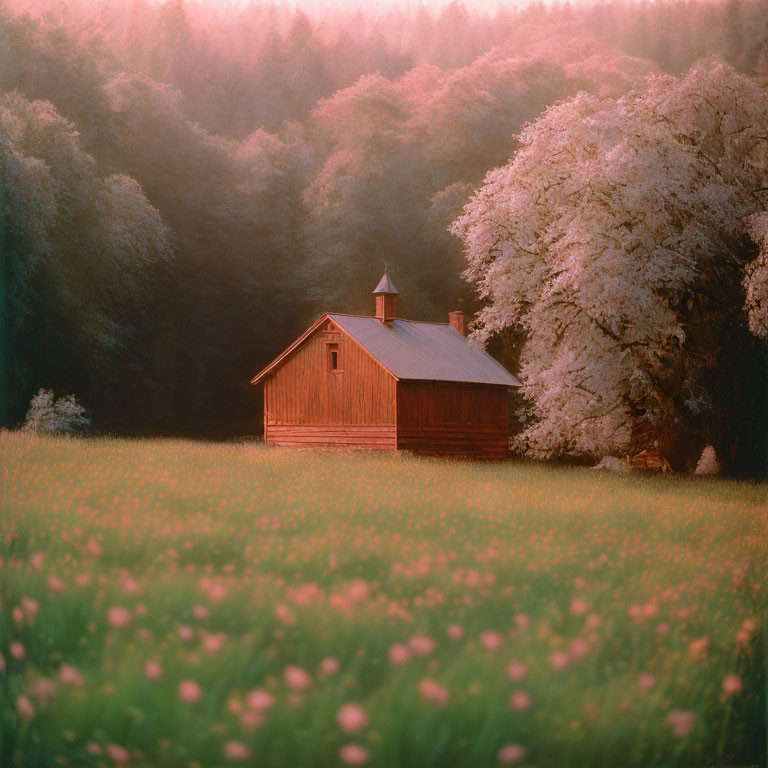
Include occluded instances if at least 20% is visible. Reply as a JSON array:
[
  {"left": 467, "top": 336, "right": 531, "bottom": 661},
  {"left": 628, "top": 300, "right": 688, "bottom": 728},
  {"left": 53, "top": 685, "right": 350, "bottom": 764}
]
[{"left": 0, "top": 432, "right": 766, "bottom": 768}]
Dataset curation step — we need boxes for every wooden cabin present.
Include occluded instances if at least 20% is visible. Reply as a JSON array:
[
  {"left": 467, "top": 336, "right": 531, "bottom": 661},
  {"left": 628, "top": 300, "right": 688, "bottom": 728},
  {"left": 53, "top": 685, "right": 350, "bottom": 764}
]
[{"left": 250, "top": 273, "right": 520, "bottom": 458}]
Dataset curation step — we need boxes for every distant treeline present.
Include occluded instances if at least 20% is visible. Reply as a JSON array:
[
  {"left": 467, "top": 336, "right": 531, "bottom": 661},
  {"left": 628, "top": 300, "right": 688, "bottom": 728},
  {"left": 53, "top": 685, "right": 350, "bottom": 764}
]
[{"left": 0, "top": 0, "right": 766, "bottom": 474}]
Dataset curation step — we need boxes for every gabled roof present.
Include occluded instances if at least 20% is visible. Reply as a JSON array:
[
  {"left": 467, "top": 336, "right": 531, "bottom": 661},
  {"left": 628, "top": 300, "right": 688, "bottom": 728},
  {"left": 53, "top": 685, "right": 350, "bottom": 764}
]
[
  {"left": 372, "top": 272, "right": 398, "bottom": 294},
  {"left": 250, "top": 313, "right": 520, "bottom": 388},
  {"left": 329, "top": 314, "right": 520, "bottom": 387}
]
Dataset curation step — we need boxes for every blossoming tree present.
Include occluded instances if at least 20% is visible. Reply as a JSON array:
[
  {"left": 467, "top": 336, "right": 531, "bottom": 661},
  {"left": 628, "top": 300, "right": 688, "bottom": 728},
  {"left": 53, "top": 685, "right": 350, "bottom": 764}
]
[{"left": 453, "top": 58, "right": 768, "bottom": 463}]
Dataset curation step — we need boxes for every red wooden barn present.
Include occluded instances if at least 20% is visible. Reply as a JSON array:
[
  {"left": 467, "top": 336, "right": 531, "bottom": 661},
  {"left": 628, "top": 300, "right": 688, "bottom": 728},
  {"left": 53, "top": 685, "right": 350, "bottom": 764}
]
[{"left": 250, "top": 273, "right": 520, "bottom": 457}]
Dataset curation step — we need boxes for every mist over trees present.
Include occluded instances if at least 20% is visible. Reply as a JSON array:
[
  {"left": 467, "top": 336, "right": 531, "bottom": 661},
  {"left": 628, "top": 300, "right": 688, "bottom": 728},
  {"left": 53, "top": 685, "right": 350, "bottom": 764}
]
[{"left": 0, "top": 0, "right": 766, "bottom": 473}]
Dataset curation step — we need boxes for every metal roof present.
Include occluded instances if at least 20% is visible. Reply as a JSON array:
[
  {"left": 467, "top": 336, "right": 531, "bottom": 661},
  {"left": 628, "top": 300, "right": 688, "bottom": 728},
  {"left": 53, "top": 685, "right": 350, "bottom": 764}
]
[
  {"left": 328, "top": 314, "right": 520, "bottom": 387},
  {"left": 372, "top": 272, "right": 398, "bottom": 294}
]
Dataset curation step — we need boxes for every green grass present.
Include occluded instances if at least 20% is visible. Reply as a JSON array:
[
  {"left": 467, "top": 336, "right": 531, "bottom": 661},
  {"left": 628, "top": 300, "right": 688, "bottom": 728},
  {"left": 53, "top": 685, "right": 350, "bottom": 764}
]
[{"left": 0, "top": 431, "right": 766, "bottom": 768}]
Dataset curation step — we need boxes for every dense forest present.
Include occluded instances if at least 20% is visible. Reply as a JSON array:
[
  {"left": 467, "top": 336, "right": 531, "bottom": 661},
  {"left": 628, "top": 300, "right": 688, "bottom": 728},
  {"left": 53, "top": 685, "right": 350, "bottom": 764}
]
[{"left": 1, "top": 0, "right": 767, "bottom": 474}]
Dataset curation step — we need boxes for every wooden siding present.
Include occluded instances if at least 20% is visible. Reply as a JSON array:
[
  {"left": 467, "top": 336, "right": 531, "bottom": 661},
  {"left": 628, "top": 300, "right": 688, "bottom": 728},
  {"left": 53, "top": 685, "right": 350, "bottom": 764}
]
[
  {"left": 264, "top": 318, "right": 397, "bottom": 449},
  {"left": 396, "top": 382, "right": 509, "bottom": 458},
  {"left": 266, "top": 424, "right": 397, "bottom": 450}
]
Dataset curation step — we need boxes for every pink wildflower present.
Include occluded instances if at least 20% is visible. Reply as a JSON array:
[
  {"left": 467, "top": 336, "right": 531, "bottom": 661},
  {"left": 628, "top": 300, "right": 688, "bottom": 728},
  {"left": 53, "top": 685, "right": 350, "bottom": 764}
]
[
  {"left": 10, "top": 642, "right": 25, "bottom": 661},
  {"left": 513, "top": 613, "right": 530, "bottom": 630},
  {"left": 107, "top": 606, "right": 132, "bottom": 629},
  {"left": 418, "top": 678, "right": 450, "bottom": 706},
  {"left": 143, "top": 660, "right": 163, "bottom": 680},
  {"left": 284, "top": 665, "right": 312, "bottom": 691},
  {"left": 550, "top": 650, "right": 571, "bottom": 670},
  {"left": 479, "top": 631, "right": 503, "bottom": 652},
  {"left": 178, "top": 680, "right": 203, "bottom": 703},
  {"left": 319, "top": 657, "right": 340, "bottom": 676},
  {"left": 59, "top": 664, "right": 84, "bottom": 687},
  {"left": 722, "top": 675, "right": 743, "bottom": 696},
  {"left": 507, "top": 662, "right": 527, "bottom": 682},
  {"left": 498, "top": 744, "right": 527, "bottom": 764},
  {"left": 106, "top": 744, "right": 130, "bottom": 764},
  {"left": 638, "top": 673, "right": 656, "bottom": 691},
  {"left": 222, "top": 741, "right": 251, "bottom": 760},
  {"left": 245, "top": 689, "right": 275, "bottom": 711},
  {"left": 337, "top": 703, "right": 368, "bottom": 733},
  {"left": 388, "top": 643, "right": 411, "bottom": 666},
  {"left": 570, "top": 597, "right": 589, "bottom": 615},
  {"left": 408, "top": 635, "right": 435, "bottom": 657},
  {"left": 509, "top": 690, "right": 533, "bottom": 712},
  {"left": 339, "top": 743, "right": 370, "bottom": 766},
  {"left": 666, "top": 710, "right": 696, "bottom": 737},
  {"left": 446, "top": 623, "right": 464, "bottom": 641},
  {"left": 16, "top": 695, "right": 35, "bottom": 721}
]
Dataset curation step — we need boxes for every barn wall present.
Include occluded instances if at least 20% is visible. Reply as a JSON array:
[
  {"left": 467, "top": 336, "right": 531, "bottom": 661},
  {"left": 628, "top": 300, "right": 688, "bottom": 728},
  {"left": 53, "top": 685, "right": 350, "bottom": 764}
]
[
  {"left": 264, "top": 320, "right": 397, "bottom": 449},
  {"left": 397, "top": 382, "right": 509, "bottom": 458}
]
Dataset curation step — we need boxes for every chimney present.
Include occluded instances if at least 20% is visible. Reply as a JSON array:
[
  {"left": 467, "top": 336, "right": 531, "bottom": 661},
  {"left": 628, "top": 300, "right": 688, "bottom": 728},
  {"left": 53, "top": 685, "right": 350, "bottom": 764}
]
[
  {"left": 449, "top": 311, "right": 466, "bottom": 336},
  {"left": 372, "top": 272, "right": 398, "bottom": 325}
]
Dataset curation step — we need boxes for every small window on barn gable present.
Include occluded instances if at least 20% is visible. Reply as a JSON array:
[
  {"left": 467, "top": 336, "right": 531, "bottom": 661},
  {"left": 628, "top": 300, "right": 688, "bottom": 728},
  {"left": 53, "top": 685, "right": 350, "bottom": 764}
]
[{"left": 326, "top": 342, "right": 341, "bottom": 372}]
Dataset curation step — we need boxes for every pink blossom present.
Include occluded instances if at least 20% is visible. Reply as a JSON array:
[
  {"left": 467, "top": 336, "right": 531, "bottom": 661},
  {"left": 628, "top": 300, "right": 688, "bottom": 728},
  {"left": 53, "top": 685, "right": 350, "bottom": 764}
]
[
  {"left": 192, "top": 604, "right": 209, "bottom": 620},
  {"left": 638, "top": 673, "right": 656, "bottom": 691},
  {"left": 339, "top": 743, "right": 370, "bottom": 766},
  {"left": 418, "top": 678, "right": 450, "bottom": 706},
  {"left": 336, "top": 703, "right": 368, "bottom": 733},
  {"left": 722, "top": 675, "right": 743, "bottom": 696},
  {"left": 284, "top": 665, "right": 312, "bottom": 691},
  {"left": 666, "top": 710, "right": 696, "bottom": 737},
  {"left": 274, "top": 604, "right": 295, "bottom": 625},
  {"left": 656, "top": 622, "right": 671, "bottom": 635},
  {"left": 509, "top": 690, "right": 533, "bottom": 712},
  {"left": 10, "top": 642, "right": 25, "bottom": 661},
  {"left": 178, "top": 680, "right": 203, "bottom": 703},
  {"left": 21, "top": 597, "right": 39, "bottom": 623},
  {"left": 245, "top": 689, "right": 275, "bottom": 711},
  {"left": 59, "top": 664, "right": 84, "bottom": 687},
  {"left": 408, "top": 635, "right": 435, "bottom": 657},
  {"left": 203, "top": 633, "right": 226, "bottom": 653},
  {"left": 688, "top": 637, "right": 709, "bottom": 660},
  {"left": 222, "top": 741, "right": 251, "bottom": 760},
  {"left": 85, "top": 743, "right": 103, "bottom": 755},
  {"left": 585, "top": 613, "right": 602, "bottom": 630},
  {"left": 549, "top": 650, "right": 571, "bottom": 670},
  {"left": 568, "top": 638, "right": 590, "bottom": 659},
  {"left": 16, "top": 694, "right": 35, "bottom": 721},
  {"left": 507, "top": 662, "right": 527, "bottom": 681},
  {"left": 107, "top": 606, "right": 132, "bottom": 629},
  {"left": 106, "top": 743, "right": 130, "bottom": 763},
  {"left": 513, "top": 613, "right": 530, "bottom": 630},
  {"left": 240, "top": 710, "right": 265, "bottom": 731},
  {"left": 479, "top": 631, "right": 503, "bottom": 652},
  {"left": 446, "top": 623, "right": 464, "bottom": 641},
  {"left": 498, "top": 744, "right": 527, "bottom": 764},
  {"left": 570, "top": 597, "right": 590, "bottom": 615},
  {"left": 29, "top": 676, "right": 56, "bottom": 702},
  {"left": 319, "top": 657, "right": 340, "bottom": 676},
  {"left": 143, "top": 660, "right": 164, "bottom": 680},
  {"left": 388, "top": 643, "right": 411, "bottom": 666},
  {"left": 177, "top": 625, "right": 194, "bottom": 642}
]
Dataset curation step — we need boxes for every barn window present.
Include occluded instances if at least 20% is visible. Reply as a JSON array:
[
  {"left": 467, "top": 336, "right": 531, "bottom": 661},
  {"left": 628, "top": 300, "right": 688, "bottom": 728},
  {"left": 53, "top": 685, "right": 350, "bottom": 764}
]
[{"left": 326, "top": 343, "right": 341, "bottom": 372}]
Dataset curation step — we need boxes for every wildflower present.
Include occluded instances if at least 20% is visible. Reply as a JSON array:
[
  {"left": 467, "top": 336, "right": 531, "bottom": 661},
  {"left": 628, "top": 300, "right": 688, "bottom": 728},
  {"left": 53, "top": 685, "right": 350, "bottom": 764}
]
[
  {"left": 339, "top": 743, "right": 370, "bottom": 765},
  {"left": 240, "top": 710, "right": 265, "bottom": 731},
  {"left": 509, "top": 690, "right": 533, "bottom": 712},
  {"left": 21, "top": 597, "right": 39, "bottom": 623},
  {"left": 59, "top": 664, "right": 84, "bottom": 687},
  {"left": 284, "top": 665, "right": 312, "bottom": 691},
  {"left": 418, "top": 678, "right": 449, "bottom": 706},
  {"left": 275, "top": 604, "right": 295, "bottom": 624},
  {"left": 320, "top": 657, "right": 340, "bottom": 676},
  {"left": 29, "top": 676, "right": 56, "bottom": 702},
  {"left": 722, "top": 675, "right": 743, "bottom": 696},
  {"left": 85, "top": 743, "right": 103, "bottom": 755},
  {"left": 507, "top": 662, "right": 527, "bottom": 681},
  {"left": 337, "top": 703, "right": 368, "bottom": 733},
  {"left": 408, "top": 635, "right": 435, "bottom": 657},
  {"left": 479, "top": 631, "right": 503, "bottom": 651},
  {"left": 10, "top": 642, "right": 25, "bottom": 661},
  {"left": 513, "top": 613, "right": 530, "bottom": 630},
  {"left": 203, "top": 633, "right": 226, "bottom": 653},
  {"left": 16, "top": 695, "right": 35, "bottom": 721},
  {"left": 107, "top": 606, "right": 132, "bottom": 629},
  {"left": 550, "top": 650, "right": 571, "bottom": 670},
  {"left": 585, "top": 613, "right": 602, "bottom": 630},
  {"left": 106, "top": 743, "right": 131, "bottom": 764},
  {"left": 192, "top": 604, "right": 209, "bottom": 620},
  {"left": 666, "top": 710, "right": 696, "bottom": 737},
  {"left": 638, "top": 673, "right": 656, "bottom": 691},
  {"left": 223, "top": 741, "right": 251, "bottom": 760},
  {"left": 569, "top": 638, "right": 590, "bottom": 660},
  {"left": 388, "top": 643, "right": 411, "bottom": 666},
  {"left": 446, "top": 624, "right": 464, "bottom": 641},
  {"left": 688, "top": 637, "right": 708, "bottom": 660},
  {"left": 177, "top": 625, "right": 194, "bottom": 642},
  {"left": 570, "top": 597, "right": 589, "bottom": 615},
  {"left": 143, "top": 660, "right": 164, "bottom": 680},
  {"left": 245, "top": 689, "right": 275, "bottom": 711},
  {"left": 498, "top": 744, "right": 527, "bottom": 764},
  {"left": 178, "top": 680, "right": 203, "bottom": 703}
]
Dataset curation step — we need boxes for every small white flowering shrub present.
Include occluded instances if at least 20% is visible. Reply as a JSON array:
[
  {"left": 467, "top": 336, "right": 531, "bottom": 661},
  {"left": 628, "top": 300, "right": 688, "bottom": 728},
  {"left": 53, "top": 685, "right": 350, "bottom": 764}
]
[{"left": 22, "top": 389, "right": 90, "bottom": 435}]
